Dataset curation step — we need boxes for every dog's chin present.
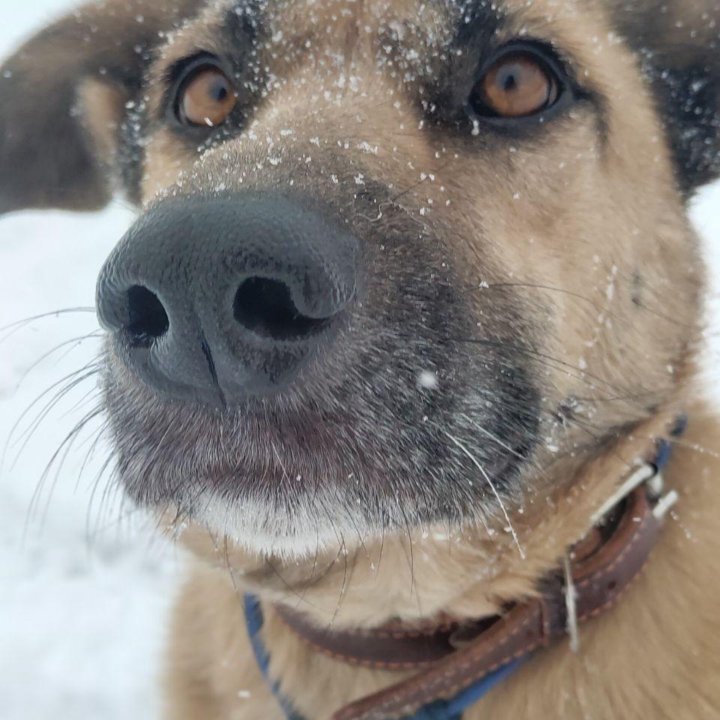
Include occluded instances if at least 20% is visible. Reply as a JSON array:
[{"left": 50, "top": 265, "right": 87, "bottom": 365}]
[
  {"left": 118, "top": 413, "right": 529, "bottom": 562},
  {"left": 177, "top": 491, "right": 376, "bottom": 560},
  {"left": 114, "top": 414, "right": 523, "bottom": 552}
]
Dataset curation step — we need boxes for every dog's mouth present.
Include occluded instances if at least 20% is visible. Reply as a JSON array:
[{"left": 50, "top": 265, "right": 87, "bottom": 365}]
[
  {"left": 103, "top": 331, "right": 540, "bottom": 557},
  {"left": 97, "top": 190, "right": 543, "bottom": 554}
]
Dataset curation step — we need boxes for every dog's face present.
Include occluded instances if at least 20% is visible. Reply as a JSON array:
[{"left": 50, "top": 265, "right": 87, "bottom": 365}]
[{"left": 1, "top": 0, "right": 718, "bottom": 558}]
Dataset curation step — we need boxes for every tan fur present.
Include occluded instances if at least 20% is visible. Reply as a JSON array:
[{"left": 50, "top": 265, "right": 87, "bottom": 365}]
[
  {"left": 128, "top": 0, "right": 718, "bottom": 717},
  {"left": 2, "top": 0, "right": 717, "bottom": 716},
  {"left": 166, "top": 395, "right": 720, "bottom": 719},
  {"left": 137, "top": 0, "right": 702, "bottom": 461},
  {"left": 146, "top": 1, "right": 718, "bottom": 717}
]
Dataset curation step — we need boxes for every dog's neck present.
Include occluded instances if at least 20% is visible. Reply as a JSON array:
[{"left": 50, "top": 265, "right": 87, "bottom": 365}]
[
  {"left": 247, "top": 467, "right": 674, "bottom": 720},
  {"left": 179, "top": 400, "right": 685, "bottom": 629}
]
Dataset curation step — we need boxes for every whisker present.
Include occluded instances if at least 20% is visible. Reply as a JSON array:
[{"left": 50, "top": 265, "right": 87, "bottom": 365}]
[
  {"left": 442, "top": 429, "right": 526, "bottom": 559},
  {"left": 5, "top": 361, "right": 101, "bottom": 448},
  {"left": 84, "top": 504, "right": 145, "bottom": 542},
  {"left": 396, "top": 498, "right": 420, "bottom": 614},
  {"left": 0, "top": 307, "right": 96, "bottom": 343},
  {"left": 6, "top": 363, "right": 102, "bottom": 471},
  {"left": 60, "top": 384, "right": 104, "bottom": 424},
  {"left": 13, "top": 331, "right": 102, "bottom": 392},
  {"left": 330, "top": 527, "right": 351, "bottom": 625},
  {"left": 77, "top": 415, "right": 112, "bottom": 485},
  {"left": 25, "top": 404, "right": 106, "bottom": 539},
  {"left": 83, "top": 437, "right": 121, "bottom": 540},
  {"left": 371, "top": 324, "right": 651, "bottom": 402},
  {"left": 462, "top": 415, "right": 528, "bottom": 462},
  {"left": 3, "top": 372, "right": 98, "bottom": 480}
]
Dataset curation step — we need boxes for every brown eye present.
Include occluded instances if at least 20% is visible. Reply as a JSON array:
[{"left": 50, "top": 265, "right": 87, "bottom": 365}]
[
  {"left": 178, "top": 66, "right": 237, "bottom": 127},
  {"left": 472, "top": 51, "right": 559, "bottom": 119}
]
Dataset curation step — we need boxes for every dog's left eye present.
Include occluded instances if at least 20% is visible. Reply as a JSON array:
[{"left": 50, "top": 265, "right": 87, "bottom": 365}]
[
  {"left": 175, "top": 64, "right": 238, "bottom": 128},
  {"left": 470, "top": 47, "right": 562, "bottom": 120}
]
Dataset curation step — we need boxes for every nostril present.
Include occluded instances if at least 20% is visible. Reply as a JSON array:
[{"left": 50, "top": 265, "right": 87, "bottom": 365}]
[
  {"left": 233, "top": 277, "right": 332, "bottom": 341},
  {"left": 126, "top": 285, "right": 170, "bottom": 348}
]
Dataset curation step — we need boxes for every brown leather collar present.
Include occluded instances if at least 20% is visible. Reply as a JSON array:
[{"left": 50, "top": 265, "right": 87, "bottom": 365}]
[{"left": 275, "top": 456, "right": 676, "bottom": 720}]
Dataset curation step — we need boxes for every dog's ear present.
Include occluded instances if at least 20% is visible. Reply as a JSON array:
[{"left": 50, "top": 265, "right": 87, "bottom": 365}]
[
  {"left": 610, "top": 0, "right": 720, "bottom": 196},
  {"left": 0, "top": 0, "right": 203, "bottom": 215}
]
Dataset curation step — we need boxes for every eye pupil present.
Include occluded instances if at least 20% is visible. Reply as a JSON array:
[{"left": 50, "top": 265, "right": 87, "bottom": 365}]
[
  {"left": 501, "top": 69, "right": 519, "bottom": 92},
  {"left": 213, "top": 83, "right": 229, "bottom": 102},
  {"left": 177, "top": 64, "right": 238, "bottom": 128}
]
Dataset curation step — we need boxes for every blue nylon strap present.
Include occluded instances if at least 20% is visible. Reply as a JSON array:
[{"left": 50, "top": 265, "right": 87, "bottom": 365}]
[
  {"left": 653, "top": 439, "right": 673, "bottom": 472},
  {"left": 244, "top": 595, "right": 306, "bottom": 720},
  {"left": 243, "top": 594, "right": 523, "bottom": 720}
]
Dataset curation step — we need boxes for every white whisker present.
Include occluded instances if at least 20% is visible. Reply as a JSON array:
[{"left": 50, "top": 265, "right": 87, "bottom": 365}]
[{"left": 443, "top": 430, "right": 526, "bottom": 559}]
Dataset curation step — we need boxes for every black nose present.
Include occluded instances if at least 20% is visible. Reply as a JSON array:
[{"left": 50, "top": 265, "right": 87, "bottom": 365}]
[{"left": 96, "top": 193, "right": 359, "bottom": 406}]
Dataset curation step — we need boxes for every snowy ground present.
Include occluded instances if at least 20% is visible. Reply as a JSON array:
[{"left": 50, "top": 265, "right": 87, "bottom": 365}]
[
  {"left": 0, "top": 6, "right": 182, "bottom": 720},
  {"left": 0, "top": 3, "right": 719, "bottom": 720}
]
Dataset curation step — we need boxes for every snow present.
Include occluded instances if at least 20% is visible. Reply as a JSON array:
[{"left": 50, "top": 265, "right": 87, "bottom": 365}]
[
  {"left": 0, "top": 7, "right": 183, "bottom": 719},
  {"left": 0, "top": 2, "right": 718, "bottom": 719},
  {"left": 0, "top": 205, "right": 183, "bottom": 720}
]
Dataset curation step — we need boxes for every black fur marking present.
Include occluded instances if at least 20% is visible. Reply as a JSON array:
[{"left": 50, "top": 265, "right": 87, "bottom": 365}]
[
  {"left": 610, "top": 2, "right": 720, "bottom": 195},
  {"left": 632, "top": 270, "right": 643, "bottom": 307},
  {"left": 642, "top": 58, "right": 720, "bottom": 195},
  {"left": 422, "top": 4, "right": 607, "bottom": 148}
]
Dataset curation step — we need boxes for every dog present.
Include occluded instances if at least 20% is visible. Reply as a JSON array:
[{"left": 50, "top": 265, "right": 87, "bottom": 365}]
[{"left": 2, "top": 0, "right": 720, "bottom": 717}]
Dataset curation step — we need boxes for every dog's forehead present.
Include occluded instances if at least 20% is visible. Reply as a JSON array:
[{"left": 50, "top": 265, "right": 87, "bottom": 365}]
[
  {"left": 170, "top": 0, "right": 593, "bottom": 60},
  {"left": 223, "top": 0, "right": 466, "bottom": 43}
]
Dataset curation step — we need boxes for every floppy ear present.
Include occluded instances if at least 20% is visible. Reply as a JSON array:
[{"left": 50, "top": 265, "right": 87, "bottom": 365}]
[
  {"left": 610, "top": 0, "right": 720, "bottom": 196},
  {"left": 0, "top": 0, "right": 203, "bottom": 215}
]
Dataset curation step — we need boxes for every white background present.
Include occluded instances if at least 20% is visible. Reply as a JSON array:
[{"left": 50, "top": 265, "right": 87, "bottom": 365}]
[{"left": 0, "top": 3, "right": 718, "bottom": 719}]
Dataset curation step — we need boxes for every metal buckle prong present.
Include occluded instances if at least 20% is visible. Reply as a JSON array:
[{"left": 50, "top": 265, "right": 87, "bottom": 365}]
[{"left": 591, "top": 464, "right": 656, "bottom": 526}]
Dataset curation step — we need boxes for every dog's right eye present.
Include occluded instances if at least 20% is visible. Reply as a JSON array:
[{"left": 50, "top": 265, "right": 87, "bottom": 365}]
[
  {"left": 472, "top": 51, "right": 558, "bottom": 119},
  {"left": 175, "top": 64, "right": 238, "bottom": 128}
]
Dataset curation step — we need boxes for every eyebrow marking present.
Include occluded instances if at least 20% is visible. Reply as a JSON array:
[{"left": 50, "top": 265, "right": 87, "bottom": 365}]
[
  {"left": 451, "top": 0, "right": 506, "bottom": 50},
  {"left": 223, "top": 0, "right": 266, "bottom": 46}
]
